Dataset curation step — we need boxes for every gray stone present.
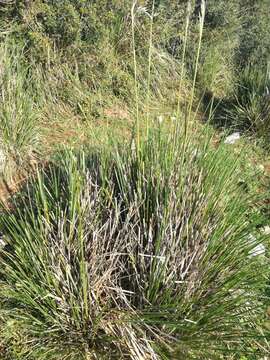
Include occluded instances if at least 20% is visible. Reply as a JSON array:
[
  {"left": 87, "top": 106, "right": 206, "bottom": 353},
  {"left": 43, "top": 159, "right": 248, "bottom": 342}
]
[
  {"left": 224, "top": 132, "right": 241, "bottom": 144},
  {"left": 248, "top": 234, "right": 265, "bottom": 257},
  {"left": 262, "top": 226, "right": 270, "bottom": 235}
]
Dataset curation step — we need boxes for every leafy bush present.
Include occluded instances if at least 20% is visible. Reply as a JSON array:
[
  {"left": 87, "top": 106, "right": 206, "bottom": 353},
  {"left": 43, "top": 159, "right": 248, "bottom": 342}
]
[
  {"left": 1, "top": 1, "right": 129, "bottom": 56},
  {"left": 0, "top": 127, "right": 268, "bottom": 359}
]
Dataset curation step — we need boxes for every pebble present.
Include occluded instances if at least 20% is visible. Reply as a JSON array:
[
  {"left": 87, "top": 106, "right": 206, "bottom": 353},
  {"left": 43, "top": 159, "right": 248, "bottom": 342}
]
[
  {"left": 224, "top": 132, "right": 241, "bottom": 144},
  {"left": 248, "top": 234, "right": 265, "bottom": 257},
  {"left": 263, "top": 226, "right": 270, "bottom": 235}
]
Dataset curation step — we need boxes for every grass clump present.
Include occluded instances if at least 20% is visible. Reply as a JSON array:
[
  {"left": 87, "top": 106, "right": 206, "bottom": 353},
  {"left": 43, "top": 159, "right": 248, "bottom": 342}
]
[
  {"left": 228, "top": 65, "right": 270, "bottom": 145},
  {"left": 0, "top": 126, "right": 268, "bottom": 359}
]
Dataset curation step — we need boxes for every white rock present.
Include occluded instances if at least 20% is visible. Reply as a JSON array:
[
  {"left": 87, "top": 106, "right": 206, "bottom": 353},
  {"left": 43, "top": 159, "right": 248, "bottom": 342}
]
[
  {"left": 250, "top": 243, "right": 266, "bottom": 256},
  {"left": 224, "top": 132, "right": 241, "bottom": 144},
  {"left": 247, "top": 234, "right": 265, "bottom": 257},
  {"left": 263, "top": 226, "right": 270, "bottom": 235}
]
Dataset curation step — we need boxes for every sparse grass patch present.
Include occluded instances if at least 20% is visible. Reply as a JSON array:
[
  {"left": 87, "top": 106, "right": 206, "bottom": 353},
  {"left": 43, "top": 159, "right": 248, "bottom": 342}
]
[{"left": 0, "top": 43, "right": 40, "bottom": 177}]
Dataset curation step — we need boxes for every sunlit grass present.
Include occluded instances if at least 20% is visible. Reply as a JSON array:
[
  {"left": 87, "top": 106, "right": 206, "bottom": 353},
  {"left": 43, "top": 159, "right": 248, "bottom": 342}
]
[
  {"left": 0, "top": 43, "right": 40, "bottom": 176},
  {"left": 0, "top": 124, "right": 268, "bottom": 359},
  {"left": 0, "top": 1, "right": 269, "bottom": 359}
]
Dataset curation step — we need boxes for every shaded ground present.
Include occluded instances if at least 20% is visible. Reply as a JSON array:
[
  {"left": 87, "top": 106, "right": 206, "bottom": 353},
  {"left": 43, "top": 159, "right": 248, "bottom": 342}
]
[{"left": 0, "top": 104, "right": 134, "bottom": 204}]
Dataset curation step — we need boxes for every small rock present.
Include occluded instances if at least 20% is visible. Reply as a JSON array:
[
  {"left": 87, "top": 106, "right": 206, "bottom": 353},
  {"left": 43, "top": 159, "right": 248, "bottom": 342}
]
[
  {"left": 250, "top": 243, "right": 266, "bottom": 256},
  {"left": 248, "top": 234, "right": 265, "bottom": 257},
  {"left": 224, "top": 132, "right": 241, "bottom": 144},
  {"left": 263, "top": 226, "right": 270, "bottom": 235}
]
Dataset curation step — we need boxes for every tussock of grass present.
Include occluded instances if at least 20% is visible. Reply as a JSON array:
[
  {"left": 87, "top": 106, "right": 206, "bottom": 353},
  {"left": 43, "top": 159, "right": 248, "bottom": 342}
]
[
  {"left": 229, "top": 65, "right": 270, "bottom": 143},
  {"left": 0, "top": 127, "right": 268, "bottom": 359}
]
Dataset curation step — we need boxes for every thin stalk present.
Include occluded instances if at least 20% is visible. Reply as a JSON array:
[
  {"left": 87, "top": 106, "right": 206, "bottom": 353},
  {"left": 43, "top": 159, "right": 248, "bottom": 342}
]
[
  {"left": 187, "top": 0, "right": 206, "bottom": 125},
  {"left": 176, "top": 0, "right": 191, "bottom": 119},
  {"left": 131, "top": 1, "right": 140, "bottom": 152},
  {"left": 180, "top": 1, "right": 205, "bottom": 167},
  {"left": 146, "top": 0, "right": 155, "bottom": 138}
]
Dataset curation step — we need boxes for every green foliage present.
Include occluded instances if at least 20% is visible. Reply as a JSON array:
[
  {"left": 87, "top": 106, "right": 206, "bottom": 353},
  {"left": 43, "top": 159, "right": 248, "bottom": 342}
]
[
  {"left": 0, "top": 42, "right": 39, "bottom": 174},
  {"left": 197, "top": 0, "right": 240, "bottom": 96},
  {"left": 0, "top": 0, "right": 268, "bottom": 109},
  {"left": 0, "top": 1, "right": 129, "bottom": 57},
  {"left": 238, "top": 0, "right": 270, "bottom": 67},
  {"left": 228, "top": 65, "right": 270, "bottom": 144}
]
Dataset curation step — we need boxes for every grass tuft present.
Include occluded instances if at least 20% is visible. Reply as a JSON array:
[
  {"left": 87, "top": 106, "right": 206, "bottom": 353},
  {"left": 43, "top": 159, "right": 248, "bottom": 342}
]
[{"left": 0, "top": 127, "right": 268, "bottom": 359}]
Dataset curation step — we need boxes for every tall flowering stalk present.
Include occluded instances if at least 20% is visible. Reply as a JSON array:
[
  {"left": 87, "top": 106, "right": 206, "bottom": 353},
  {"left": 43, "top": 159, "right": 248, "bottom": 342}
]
[
  {"left": 176, "top": 0, "right": 192, "bottom": 119},
  {"left": 131, "top": 1, "right": 140, "bottom": 153},
  {"left": 146, "top": 0, "right": 156, "bottom": 138}
]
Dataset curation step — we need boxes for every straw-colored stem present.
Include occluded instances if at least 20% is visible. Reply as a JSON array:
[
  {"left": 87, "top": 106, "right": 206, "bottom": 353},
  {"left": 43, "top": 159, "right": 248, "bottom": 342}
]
[
  {"left": 146, "top": 0, "right": 155, "bottom": 138},
  {"left": 187, "top": 0, "right": 206, "bottom": 124},
  {"left": 176, "top": 0, "right": 191, "bottom": 119},
  {"left": 181, "top": 1, "right": 205, "bottom": 161},
  {"left": 131, "top": 1, "right": 140, "bottom": 152}
]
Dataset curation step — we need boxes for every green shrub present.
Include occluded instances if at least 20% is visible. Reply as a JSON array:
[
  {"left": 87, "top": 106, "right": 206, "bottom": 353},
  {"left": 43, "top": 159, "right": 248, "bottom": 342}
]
[
  {"left": 0, "top": 127, "right": 268, "bottom": 359},
  {"left": 4, "top": 1, "right": 130, "bottom": 55},
  {"left": 0, "top": 0, "right": 268, "bottom": 93}
]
